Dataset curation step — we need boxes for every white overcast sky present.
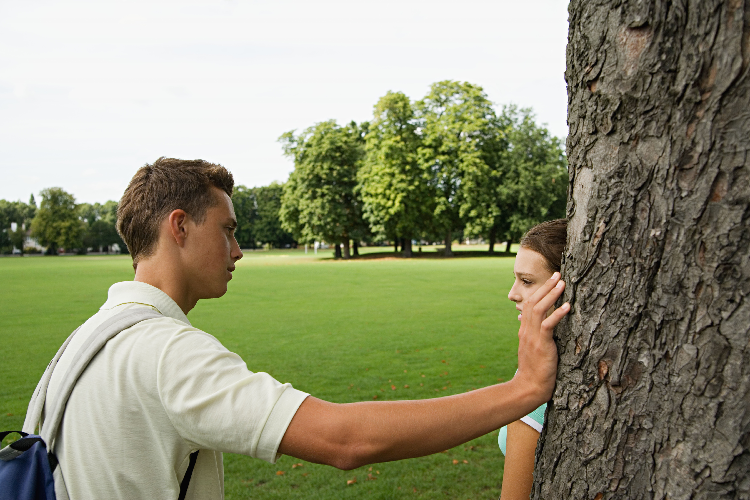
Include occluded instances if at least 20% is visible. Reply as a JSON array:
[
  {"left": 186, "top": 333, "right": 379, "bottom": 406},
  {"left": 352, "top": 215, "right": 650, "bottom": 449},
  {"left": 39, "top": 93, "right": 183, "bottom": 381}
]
[{"left": 0, "top": 0, "right": 570, "bottom": 204}]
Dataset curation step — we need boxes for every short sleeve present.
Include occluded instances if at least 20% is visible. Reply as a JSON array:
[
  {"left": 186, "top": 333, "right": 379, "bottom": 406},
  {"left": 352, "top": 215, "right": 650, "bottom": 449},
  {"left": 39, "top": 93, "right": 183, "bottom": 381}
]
[
  {"left": 498, "top": 425, "right": 508, "bottom": 455},
  {"left": 156, "top": 323, "right": 309, "bottom": 463},
  {"left": 497, "top": 402, "right": 547, "bottom": 456},
  {"left": 519, "top": 402, "right": 546, "bottom": 433}
]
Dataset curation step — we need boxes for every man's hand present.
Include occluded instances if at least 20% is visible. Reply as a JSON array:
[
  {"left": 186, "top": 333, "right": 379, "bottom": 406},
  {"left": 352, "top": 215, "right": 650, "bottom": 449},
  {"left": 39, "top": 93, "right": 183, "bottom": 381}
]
[
  {"left": 514, "top": 271, "right": 570, "bottom": 406},
  {"left": 277, "top": 274, "right": 570, "bottom": 470}
]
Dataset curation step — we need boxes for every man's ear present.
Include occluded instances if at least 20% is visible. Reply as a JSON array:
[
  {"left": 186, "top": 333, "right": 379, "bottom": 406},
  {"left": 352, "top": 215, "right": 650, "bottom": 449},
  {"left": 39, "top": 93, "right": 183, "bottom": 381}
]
[{"left": 167, "top": 209, "right": 190, "bottom": 247}]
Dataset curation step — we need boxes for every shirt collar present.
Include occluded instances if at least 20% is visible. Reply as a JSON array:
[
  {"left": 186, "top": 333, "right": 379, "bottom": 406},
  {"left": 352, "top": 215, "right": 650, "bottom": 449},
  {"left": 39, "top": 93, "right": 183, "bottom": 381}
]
[{"left": 101, "top": 281, "right": 192, "bottom": 326}]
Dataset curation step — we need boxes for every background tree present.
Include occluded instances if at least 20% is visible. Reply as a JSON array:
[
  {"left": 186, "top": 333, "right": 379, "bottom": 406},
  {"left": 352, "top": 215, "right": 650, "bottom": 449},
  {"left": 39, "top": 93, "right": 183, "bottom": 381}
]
[
  {"left": 417, "top": 81, "right": 500, "bottom": 255},
  {"left": 499, "top": 106, "right": 568, "bottom": 251},
  {"left": 358, "top": 91, "right": 434, "bottom": 257},
  {"left": 279, "top": 120, "right": 366, "bottom": 259},
  {"left": 534, "top": 1, "right": 750, "bottom": 498},
  {"left": 78, "top": 201, "right": 123, "bottom": 253},
  {"left": 232, "top": 185, "right": 260, "bottom": 249},
  {"left": 232, "top": 183, "right": 296, "bottom": 249},
  {"left": 30, "top": 188, "right": 84, "bottom": 254},
  {"left": 253, "top": 183, "right": 296, "bottom": 248},
  {"left": 0, "top": 196, "right": 37, "bottom": 254}
]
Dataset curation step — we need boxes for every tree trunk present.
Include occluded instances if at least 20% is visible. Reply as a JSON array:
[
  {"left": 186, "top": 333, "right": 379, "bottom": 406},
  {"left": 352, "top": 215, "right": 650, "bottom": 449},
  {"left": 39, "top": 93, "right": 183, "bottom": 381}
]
[
  {"left": 394, "top": 239, "right": 399, "bottom": 252},
  {"left": 334, "top": 244, "right": 342, "bottom": 259},
  {"left": 505, "top": 240, "right": 511, "bottom": 254},
  {"left": 402, "top": 237, "right": 413, "bottom": 258},
  {"left": 488, "top": 226, "right": 496, "bottom": 254},
  {"left": 353, "top": 241, "right": 359, "bottom": 256},
  {"left": 342, "top": 239, "right": 351, "bottom": 259},
  {"left": 444, "top": 230, "right": 453, "bottom": 256},
  {"left": 533, "top": 2, "right": 750, "bottom": 499}
]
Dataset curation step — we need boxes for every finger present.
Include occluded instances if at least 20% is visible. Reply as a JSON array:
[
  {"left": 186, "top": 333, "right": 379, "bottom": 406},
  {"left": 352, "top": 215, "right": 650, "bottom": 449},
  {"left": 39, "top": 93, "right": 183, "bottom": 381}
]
[
  {"left": 540, "top": 302, "right": 571, "bottom": 333},
  {"left": 525, "top": 272, "right": 562, "bottom": 310},
  {"left": 530, "top": 279, "right": 566, "bottom": 319}
]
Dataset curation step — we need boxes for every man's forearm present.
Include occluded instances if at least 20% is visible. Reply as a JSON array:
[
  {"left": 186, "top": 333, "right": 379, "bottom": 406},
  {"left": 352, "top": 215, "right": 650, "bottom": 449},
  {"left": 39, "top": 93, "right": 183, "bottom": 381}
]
[
  {"left": 278, "top": 274, "right": 569, "bottom": 470},
  {"left": 278, "top": 378, "right": 541, "bottom": 470}
]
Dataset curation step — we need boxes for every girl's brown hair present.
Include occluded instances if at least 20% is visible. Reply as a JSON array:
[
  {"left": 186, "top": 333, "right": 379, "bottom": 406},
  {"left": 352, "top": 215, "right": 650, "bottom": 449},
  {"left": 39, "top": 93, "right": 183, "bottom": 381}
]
[
  {"left": 116, "top": 157, "right": 234, "bottom": 270},
  {"left": 519, "top": 219, "right": 567, "bottom": 273}
]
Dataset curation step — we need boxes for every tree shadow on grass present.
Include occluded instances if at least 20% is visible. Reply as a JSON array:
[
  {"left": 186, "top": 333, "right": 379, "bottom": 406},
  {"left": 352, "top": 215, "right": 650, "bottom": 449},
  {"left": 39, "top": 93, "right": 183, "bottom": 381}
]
[{"left": 324, "top": 249, "right": 517, "bottom": 261}]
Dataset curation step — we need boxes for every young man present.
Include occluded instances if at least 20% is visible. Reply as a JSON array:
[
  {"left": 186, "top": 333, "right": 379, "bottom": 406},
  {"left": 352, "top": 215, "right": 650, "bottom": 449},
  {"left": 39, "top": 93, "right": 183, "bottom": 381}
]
[{"left": 42, "top": 157, "right": 569, "bottom": 499}]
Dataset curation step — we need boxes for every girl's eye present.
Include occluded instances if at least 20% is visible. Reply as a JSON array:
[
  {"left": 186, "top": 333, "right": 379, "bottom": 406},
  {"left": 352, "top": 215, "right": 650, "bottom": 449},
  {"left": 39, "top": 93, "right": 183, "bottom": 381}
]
[{"left": 522, "top": 279, "right": 533, "bottom": 286}]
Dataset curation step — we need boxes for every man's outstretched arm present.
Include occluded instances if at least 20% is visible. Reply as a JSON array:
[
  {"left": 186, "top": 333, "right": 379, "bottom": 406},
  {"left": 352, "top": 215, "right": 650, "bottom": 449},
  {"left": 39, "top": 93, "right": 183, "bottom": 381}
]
[{"left": 278, "top": 272, "right": 570, "bottom": 470}]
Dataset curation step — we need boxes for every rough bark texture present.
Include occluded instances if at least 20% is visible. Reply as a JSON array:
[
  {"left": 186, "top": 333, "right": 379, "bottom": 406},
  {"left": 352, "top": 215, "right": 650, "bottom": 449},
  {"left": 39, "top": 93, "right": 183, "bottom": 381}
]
[{"left": 534, "top": 1, "right": 750, "bottom": 499}]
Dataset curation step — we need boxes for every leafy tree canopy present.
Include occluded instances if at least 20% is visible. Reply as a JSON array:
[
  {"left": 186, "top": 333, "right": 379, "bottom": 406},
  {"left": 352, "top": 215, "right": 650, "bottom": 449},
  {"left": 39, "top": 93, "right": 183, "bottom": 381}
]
[
  {"left": 279, "top": 120, "right": 368, "bottom": 254},
  {"left": 31, "top": 187, "right": 85, "bottom": 253},
  {"left": 358, "top": 91, "right": 435, "bottom": 247}
]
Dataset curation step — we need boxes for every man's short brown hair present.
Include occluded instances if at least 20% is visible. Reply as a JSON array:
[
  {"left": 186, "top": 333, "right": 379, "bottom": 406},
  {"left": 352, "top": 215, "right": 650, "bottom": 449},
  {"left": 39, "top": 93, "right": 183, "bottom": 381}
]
[{"left": 117, "top": 157, "right": 234, "bottom": 270}]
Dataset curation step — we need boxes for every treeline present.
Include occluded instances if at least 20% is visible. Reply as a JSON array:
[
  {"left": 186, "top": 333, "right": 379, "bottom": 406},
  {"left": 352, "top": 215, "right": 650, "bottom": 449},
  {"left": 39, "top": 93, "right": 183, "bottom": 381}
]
[
  {"left": 274, "top": 81, "right": 568, "bottom": 257},
  {"left": 0, "top": 189, "right": 125, "bottom": 255},
  {"left": 1, "top": 81, "right": 567, "bottom": 257}
]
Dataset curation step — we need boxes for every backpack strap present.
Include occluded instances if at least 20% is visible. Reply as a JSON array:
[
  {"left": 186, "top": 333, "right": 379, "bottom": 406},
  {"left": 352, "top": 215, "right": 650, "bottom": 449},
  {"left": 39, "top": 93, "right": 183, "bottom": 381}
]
[
  {"left": 22, "top": 326, "right": 82, "bottom": 434},
  {"left": 178, "top": 450, "right": 200, "bottom": 500},
  {"left": 24, "top": 308, "right": 162, "bottom": 448}
]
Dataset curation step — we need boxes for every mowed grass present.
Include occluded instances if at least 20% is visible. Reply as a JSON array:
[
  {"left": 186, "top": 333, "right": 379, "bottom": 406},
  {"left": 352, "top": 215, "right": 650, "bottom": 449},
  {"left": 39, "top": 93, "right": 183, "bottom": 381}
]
[{"left": 0, "top": 248, "right": 522, "bottom": 499}]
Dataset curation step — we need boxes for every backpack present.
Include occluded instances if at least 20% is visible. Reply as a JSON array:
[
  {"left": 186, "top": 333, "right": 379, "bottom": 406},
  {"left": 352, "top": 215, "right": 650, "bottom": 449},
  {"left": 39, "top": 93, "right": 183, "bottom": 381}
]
[{"left": 0, "top": 308, "right": 199, "bottom": 500}]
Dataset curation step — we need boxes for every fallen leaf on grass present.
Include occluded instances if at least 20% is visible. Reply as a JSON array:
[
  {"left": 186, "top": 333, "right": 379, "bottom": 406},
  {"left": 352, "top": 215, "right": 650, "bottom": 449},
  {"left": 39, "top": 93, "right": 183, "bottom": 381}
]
[
  {"left": 367, "top": 473, "right": 378, "bottom": 481},
  {"left": 403, "top": 384, "right": 409, "bottom": 388},
  {"left": 391, "top": 385, "right": 396, "bottom": 391},
  {"left": 302, "top": 473, "right": 309, "bottom": 477},
  {"left": 292, "top": 463, "right": 304, "bottom": 469},
  {"left": 463, "top": 460, "right": 468, "bottom": 464},
  {"left": 347, "top": 477, "right": 357, "bottom": 485},
  {"left": 276, "top": 471, "right": 285, "bottom": 476},
  {"left": 453, "top": 459, "right": 459, "bottom": 464},
  {"left": 372, "top": 395, "right": 378, "bottom": 400},
  {"left": 421, "top": 374, "right": 425, "bottom": 378}
]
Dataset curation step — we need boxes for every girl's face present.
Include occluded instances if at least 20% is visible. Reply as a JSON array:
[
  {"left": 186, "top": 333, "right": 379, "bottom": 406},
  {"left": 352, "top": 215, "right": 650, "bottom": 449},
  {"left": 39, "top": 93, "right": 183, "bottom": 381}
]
[{"left": 508, "top": 246, "right": 554, "bottom": 321}]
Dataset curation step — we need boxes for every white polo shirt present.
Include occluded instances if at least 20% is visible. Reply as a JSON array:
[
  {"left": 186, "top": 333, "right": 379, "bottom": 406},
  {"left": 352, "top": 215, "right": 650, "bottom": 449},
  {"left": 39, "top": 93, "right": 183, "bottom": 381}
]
[{"left": 45, "top": 281, "right": 309, "bottom": 499}]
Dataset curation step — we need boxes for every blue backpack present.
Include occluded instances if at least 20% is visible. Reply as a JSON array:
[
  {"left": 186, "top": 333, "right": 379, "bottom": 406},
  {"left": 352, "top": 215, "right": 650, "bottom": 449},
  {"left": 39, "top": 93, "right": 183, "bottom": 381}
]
[{"left": 0, "top": 309, "right": 198, "bottom": 500}]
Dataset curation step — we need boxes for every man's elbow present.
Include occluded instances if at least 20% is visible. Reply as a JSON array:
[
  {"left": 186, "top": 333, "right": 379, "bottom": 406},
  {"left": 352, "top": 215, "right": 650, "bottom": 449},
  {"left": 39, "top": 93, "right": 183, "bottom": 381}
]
[{"left": 327, "top": 443, "right": 372, "bottom": 471}]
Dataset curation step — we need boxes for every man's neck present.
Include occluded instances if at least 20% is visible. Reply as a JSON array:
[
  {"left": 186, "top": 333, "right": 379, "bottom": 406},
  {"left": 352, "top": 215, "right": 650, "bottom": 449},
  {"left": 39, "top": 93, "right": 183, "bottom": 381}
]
[{"left": 134, "top": 258, "right": 196, "bottom": 315}]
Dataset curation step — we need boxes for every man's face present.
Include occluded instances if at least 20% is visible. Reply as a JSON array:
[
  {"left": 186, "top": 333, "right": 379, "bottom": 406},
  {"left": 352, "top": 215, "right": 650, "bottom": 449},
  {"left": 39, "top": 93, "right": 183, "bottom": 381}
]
[{"left": 183, "top": 187, "right": 243, "bottom": 301}]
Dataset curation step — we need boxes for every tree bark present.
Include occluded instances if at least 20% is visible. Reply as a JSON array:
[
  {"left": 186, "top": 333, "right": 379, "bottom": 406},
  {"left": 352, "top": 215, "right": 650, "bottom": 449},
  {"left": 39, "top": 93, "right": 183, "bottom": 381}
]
[
  {"left": 342, "top": 239, "right": 350, "bottom": 259},
  {"left": 534, "top": 1, "right": 750, "bottom": 499},
  {"left": 488, "top": 226, "right": 497, "bottom": 254},
  {"left": 444, "top": 230, "right": 453, "bottom": 256},
  {"left": 353, "top": 241, "right": 359, "bottom": 256},
  {"left": 402, "top": 237, "right": 413, "bottom": 258},
  {"left": 394, "top": 239, "right": 399, "bottom": 253},
  {"left": 505, "top": 240, "right": 512, "bottom": 254},
  {"left": 334, "top": 244, "right": 342, "bottom": 259}
]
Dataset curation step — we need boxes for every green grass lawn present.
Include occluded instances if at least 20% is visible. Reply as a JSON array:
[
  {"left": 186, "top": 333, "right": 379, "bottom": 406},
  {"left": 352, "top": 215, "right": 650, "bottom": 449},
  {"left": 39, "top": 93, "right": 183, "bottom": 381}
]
[{"left": 0, "top": 247, "right": 522, "bottom": 499}]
